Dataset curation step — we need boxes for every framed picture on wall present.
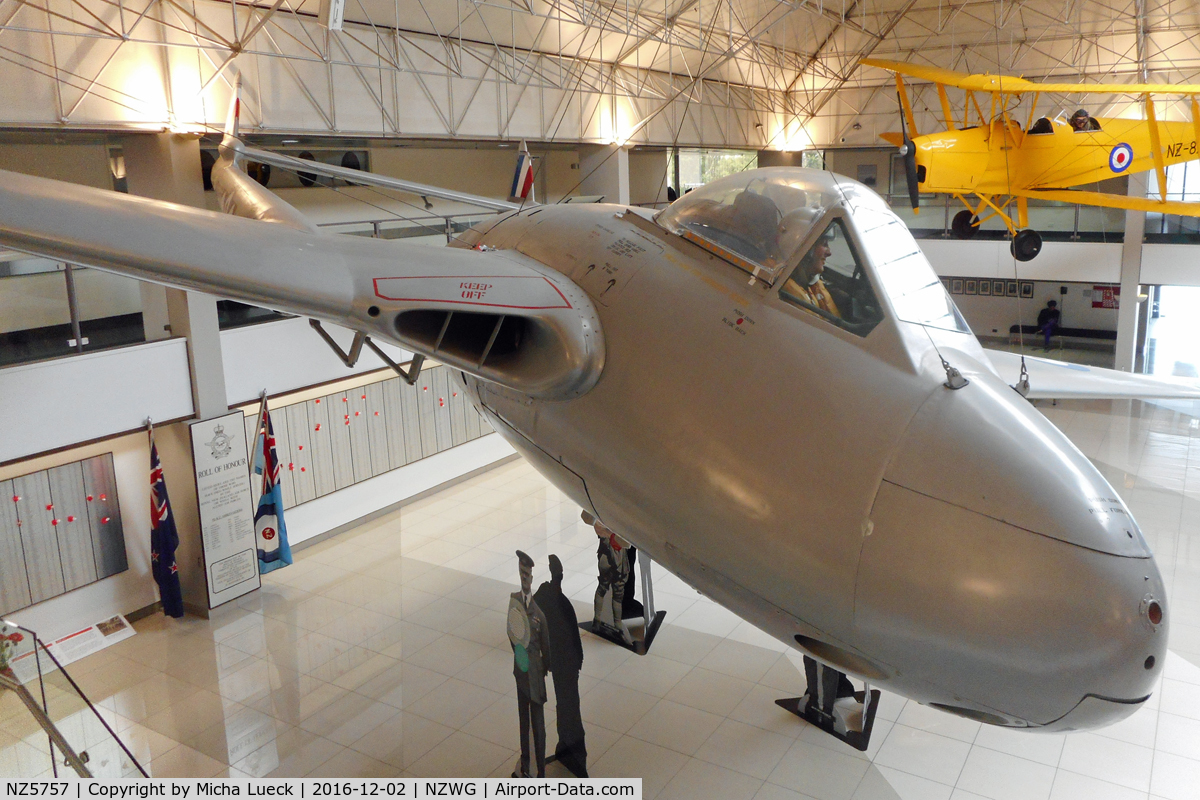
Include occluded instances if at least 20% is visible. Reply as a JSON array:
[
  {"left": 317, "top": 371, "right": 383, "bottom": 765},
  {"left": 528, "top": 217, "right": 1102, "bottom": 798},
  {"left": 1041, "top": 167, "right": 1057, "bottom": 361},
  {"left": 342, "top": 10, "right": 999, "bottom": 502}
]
[
  {"left": 978, "top": 280, "right": 992, "bottom": 296},
  {"left": 941, "top": 278, "right": 952, "bottom": 291},
  {"left": 992, "top": 280, "right": 1006, "bottom": 296},
  {"left": 964, "top": 279, "right": 978, "bottom": 295},
  {"left": 951, "top": 279, "right": 964, "bottom": 294},
  {"left": 1019, "top": 281, "right": 1035, "bottom": 298},
  {"left": 1006, "top": 281, "right": 1019, "bottom": 297}
]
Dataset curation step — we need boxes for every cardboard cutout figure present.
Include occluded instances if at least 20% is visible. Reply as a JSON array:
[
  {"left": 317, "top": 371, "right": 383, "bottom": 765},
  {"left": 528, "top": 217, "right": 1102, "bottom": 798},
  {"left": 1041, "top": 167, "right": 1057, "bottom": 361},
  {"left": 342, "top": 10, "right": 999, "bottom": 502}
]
[
  {"left": 533, "top": 554, "right": 588, "bottom": 777},
  {"left": 593, "top": 522, "right": 634, "bottom": 644},
  {"left": 509, "top": 550, "right": 552, "bottom": 778}
]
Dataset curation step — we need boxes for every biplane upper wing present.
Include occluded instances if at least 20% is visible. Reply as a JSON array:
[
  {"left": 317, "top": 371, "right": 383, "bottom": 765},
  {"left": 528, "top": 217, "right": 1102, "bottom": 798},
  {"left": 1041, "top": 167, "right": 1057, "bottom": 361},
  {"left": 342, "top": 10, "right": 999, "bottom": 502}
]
[
  {"left": 985, "top": 349, "right": 1200, "bottom": 401},
  {"left": 861, "top": 58, "right": 1200, "bottom": 95},
  {"left": 1012, "top": 188, "right": 1200, "bottom": 217}
]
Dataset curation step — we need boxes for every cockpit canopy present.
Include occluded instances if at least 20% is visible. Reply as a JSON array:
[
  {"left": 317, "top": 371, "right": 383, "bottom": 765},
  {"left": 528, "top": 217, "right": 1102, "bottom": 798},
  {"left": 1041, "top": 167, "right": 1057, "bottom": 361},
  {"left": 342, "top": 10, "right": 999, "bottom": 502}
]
[
  {"left": 656, "top": 169, "right": 841, "bottom": 281},
  {"left": 656, "top": 168, "right": 971, "bottom": 337}
]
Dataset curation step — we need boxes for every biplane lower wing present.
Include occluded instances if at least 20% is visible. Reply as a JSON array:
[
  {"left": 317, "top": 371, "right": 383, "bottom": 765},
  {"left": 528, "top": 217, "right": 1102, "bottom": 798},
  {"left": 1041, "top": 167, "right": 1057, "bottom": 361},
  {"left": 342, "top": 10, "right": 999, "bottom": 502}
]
[
  {"left": 986, "top": 349, "right": 1200, "bottom": 400},
  {"left": 1013, "top": 188, "right": 1200, "bottom": 217}
]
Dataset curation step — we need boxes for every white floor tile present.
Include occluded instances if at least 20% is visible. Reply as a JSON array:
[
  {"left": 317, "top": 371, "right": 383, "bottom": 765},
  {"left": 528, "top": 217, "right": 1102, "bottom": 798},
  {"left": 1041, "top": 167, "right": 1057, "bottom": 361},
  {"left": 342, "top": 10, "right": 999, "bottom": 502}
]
[
  {"left": 954, "top": 746, "right": 1056, "bottom": 800},
  {"left": 1150, "top": 751, "right": 1200, "bottom": 800},
  {"left": 1048, "top": 769, "right": 1150, "bottom": 800},
  {"left": 25, "top": 419, "right": 1200, "bottom": 793},
  {"left": 766, "top": 737, "right": 871, "bottom": 800},
  {"left": 872, "top": 725, "right": 971, "bottom": 786},
  {"left": 1058, "top": 732, "right": 1154, "bottom": 792},
  {"left": 867, "top": 765, "right": 954, "bottom": 800}
]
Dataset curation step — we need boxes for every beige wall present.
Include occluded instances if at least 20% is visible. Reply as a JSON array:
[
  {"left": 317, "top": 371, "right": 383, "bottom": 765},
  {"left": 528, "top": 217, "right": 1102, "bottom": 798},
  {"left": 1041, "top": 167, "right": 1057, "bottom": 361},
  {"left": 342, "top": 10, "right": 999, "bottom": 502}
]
[
  {"left": 629, "top": 150, "right": 670, "bottom": 207},
  {"left": 757, "top": 151, "right": 804, "bottom": 168},
  {"left": 369, "top": 146, "right": 580, "bottom": 203},
  {"left": 825, "top": 148, "right": 891, "bottom": 192},
  {"left": 0, "top": 143, "right": 113, "bottom": 190},
  {"left": 0, "top": 268, "right": 143, "bottom": 334},
  {"left": 542, "top": 150, "right": 581, "bottom": 203}
]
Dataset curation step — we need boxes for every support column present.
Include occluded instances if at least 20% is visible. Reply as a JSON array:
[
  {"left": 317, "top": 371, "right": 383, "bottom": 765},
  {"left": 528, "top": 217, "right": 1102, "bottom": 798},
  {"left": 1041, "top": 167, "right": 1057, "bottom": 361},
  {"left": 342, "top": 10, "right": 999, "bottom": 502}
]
[
  {"left": 1115, "top": 171, "right": 1148, "bottom": 372},
  {"left": 579, "top": 144, "right": 630, "bottom": 205},
  {"left": 122, "top": 133, "right": 228, "bottom": 418},
  {"left": 122, "top": 133, "right": 232, "bottom": 618}
]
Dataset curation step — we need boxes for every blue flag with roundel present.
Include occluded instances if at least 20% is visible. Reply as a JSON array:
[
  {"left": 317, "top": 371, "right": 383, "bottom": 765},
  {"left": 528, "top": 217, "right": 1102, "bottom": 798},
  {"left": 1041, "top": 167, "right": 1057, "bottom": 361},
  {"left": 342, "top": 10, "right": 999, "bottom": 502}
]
[
  {"left": 149, "top": 440, "right": 185, "bottom": 618},
  {"left": 252, "top": 399, "right": 292, "bottom": 574}
]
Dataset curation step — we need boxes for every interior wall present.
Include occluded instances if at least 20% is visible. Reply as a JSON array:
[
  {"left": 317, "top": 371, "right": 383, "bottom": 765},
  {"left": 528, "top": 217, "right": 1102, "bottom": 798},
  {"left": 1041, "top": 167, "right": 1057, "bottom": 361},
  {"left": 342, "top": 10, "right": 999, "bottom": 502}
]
[
  {"left": 0, "top": 430, "right": 158, "bottom": 641},
  {"left": 628, "top": 151, "right": 670, "bottom": 206},
  {"left": 756, "top": 151, "right": 803, "bottom": 168},
  {"left": 542, "top": 150, "right": 581, "bottom": 203},
  {"left": 0, "top": 143, "right": 113, "bottom": 190},
  {"left": 824, "top": 148, "right": 892, "bottom": 191},
  {"left": 0, "top": 268, "right": 143, "bottom": 333},
  {"left": 3, "top": 362, "right": 517, "bottom": 640},
  {"left": 948, "top": 280, "right": 1120, "bottom": 337}
]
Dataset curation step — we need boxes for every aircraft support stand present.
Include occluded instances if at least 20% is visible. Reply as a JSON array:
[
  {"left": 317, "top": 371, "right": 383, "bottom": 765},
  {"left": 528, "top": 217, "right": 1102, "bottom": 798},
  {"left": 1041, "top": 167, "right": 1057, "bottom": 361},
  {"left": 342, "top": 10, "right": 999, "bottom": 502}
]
[{"left": 776, "top": 656, "right": 881, "bottom": 751}]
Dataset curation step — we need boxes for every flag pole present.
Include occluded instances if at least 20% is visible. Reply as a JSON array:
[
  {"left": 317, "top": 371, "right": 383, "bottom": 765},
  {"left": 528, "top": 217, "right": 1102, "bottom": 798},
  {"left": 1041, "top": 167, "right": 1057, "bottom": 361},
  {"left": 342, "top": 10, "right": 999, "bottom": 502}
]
[{"left": 255, "top": 390, "right": 269, "bottom": 495}]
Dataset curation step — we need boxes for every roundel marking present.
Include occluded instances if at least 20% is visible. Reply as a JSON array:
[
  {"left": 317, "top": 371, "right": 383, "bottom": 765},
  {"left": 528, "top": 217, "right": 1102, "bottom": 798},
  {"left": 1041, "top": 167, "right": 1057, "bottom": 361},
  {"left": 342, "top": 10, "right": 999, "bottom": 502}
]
[{"left": 1110, "top": 143, "right": 1134, "bottom": 173}]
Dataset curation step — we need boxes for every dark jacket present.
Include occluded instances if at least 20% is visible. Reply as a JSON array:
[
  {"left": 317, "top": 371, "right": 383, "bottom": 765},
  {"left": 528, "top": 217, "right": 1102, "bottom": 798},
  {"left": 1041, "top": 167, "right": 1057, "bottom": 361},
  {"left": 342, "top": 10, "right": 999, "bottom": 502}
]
[
  {"left": 1037, "top": 307, "right": 1061, "bottom": 328},
  {"left": 534, "top": 580, "right": 584, "bottom": 674}
]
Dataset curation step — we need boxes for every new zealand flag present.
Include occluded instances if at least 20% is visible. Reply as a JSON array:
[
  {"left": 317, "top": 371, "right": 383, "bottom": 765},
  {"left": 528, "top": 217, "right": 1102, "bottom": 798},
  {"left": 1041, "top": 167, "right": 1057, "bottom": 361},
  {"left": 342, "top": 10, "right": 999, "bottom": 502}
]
[
  {"left": 150, "top": 442, "right": 185, "bottom": 618},
  {"left": 252, "top": 402, "right": 292, "bottom": 574}
]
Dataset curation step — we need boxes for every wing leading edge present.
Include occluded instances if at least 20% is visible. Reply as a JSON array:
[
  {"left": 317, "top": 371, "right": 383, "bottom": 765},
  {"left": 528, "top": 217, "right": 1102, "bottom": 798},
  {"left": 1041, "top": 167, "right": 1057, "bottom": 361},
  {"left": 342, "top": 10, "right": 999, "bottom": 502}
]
[
  {"left": 861, "top": 58, "right": 1200, "bottom": 95},
  {"left": 985, "top": 349, "right": 1200, "bottom": 400},
  {"left": 0, "top": 168, "right": 603, "bottom": 400}
]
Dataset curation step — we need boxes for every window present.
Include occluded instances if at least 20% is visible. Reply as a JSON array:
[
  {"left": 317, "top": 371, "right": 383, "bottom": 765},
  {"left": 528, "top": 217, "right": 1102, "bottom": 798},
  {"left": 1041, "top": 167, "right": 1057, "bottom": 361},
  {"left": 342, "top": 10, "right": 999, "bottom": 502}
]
[
  {"left": 779, "top": 219, "right": 884, "bottom": 337},
  {"left": 851, "top": 202, "right": 971, "bottom": 333}
]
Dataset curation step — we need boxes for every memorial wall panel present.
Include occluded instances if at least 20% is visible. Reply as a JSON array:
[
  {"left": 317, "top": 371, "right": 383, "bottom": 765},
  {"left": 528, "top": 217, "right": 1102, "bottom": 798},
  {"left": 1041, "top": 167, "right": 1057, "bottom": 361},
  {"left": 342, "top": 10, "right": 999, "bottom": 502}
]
[
  {"left": 82, "top": 455, "right": 126, "bottom": 578},
  {"left": 0, "top": 453, "right": 127, "bottom": 615},
  {"left": 0, "top": 478, "right": 33, "bottom": 615},
  {"left": 346, "top": 389, "right": 374, "bottom": 483},
  {"left": 47, "top": 462, "right": 98, "bottom": 591},
  {"left": 307, "top": 396, "right": 336, "bottom": 497},
  {"left": 365, "top": 382, "right": 391, "bottom": 477},
  {"left": 260, "top": 367, "right": 495, "bottom": 513}
]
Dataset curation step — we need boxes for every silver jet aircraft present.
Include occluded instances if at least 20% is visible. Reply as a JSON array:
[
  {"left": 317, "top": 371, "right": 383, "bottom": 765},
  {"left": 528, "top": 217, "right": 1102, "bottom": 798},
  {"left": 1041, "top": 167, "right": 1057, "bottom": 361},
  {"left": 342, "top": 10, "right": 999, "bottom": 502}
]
[{"left": 0, "top": 105, "right": 1189, "bottom": 749}]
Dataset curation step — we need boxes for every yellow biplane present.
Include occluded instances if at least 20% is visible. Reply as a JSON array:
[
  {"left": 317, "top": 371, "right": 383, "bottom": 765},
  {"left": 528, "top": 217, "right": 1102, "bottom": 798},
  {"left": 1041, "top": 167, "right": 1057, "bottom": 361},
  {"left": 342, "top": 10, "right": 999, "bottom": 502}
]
[{"left": 861, "top": 58, "right": 1200, "bottom": 260}]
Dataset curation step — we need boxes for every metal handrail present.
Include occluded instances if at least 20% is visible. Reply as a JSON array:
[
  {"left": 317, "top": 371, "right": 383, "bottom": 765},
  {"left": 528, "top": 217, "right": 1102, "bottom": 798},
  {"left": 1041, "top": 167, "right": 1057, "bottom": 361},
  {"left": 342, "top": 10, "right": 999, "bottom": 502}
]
[{"left": 2, "top": 622, "right": 149, "bottom": 778}]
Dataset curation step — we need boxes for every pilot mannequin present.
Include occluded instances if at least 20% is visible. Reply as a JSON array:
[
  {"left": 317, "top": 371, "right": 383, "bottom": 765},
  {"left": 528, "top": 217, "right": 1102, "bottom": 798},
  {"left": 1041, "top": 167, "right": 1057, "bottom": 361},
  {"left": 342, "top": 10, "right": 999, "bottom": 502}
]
[
  {"left": 780, "top": 222, "right": 841, "bottom": 319},
  {"left": 1070, "top": 109, "right": 1100, "bottom": 132}
]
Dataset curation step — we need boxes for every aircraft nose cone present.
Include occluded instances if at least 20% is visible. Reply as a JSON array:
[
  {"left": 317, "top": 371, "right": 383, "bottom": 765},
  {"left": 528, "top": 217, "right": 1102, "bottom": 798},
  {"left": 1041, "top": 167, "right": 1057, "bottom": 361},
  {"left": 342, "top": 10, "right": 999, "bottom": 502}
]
[
  {"left": 883, "top": 364, "right": 1149, "bottom": 557},
  {"left": 854, "top": 367, "right": 1167, "bottom": 727}
]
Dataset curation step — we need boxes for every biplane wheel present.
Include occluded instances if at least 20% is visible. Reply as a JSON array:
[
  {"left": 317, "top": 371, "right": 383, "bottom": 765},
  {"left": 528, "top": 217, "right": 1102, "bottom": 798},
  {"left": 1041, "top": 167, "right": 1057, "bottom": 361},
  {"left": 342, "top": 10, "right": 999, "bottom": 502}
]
[
  {"left": 951, "top": 210, "right": 980, "bottom": 239},
  {"left": 1011, "top": 229, "right": 1043, "bottom": 262}
]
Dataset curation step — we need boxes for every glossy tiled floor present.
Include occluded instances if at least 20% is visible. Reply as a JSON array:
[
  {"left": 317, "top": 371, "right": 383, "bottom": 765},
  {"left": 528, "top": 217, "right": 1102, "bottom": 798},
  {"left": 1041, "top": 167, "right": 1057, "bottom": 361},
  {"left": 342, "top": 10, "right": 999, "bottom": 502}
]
[{"left": 4, "top": 411, "right": 1200, "bottom": 798}]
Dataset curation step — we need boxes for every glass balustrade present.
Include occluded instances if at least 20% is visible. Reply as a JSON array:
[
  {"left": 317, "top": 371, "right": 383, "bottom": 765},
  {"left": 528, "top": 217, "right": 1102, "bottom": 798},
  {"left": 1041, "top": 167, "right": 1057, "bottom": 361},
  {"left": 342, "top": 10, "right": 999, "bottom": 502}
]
[{"left": 1, "top": 620, "right": 148, "bottom": 779}]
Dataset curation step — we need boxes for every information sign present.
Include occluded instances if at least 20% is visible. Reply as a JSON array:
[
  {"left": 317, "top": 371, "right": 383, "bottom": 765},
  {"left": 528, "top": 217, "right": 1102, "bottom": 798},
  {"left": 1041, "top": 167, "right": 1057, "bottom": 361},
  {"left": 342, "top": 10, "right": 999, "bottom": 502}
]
[{"left": 190, "top": 411, "right": 260, "bottom": 607}]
